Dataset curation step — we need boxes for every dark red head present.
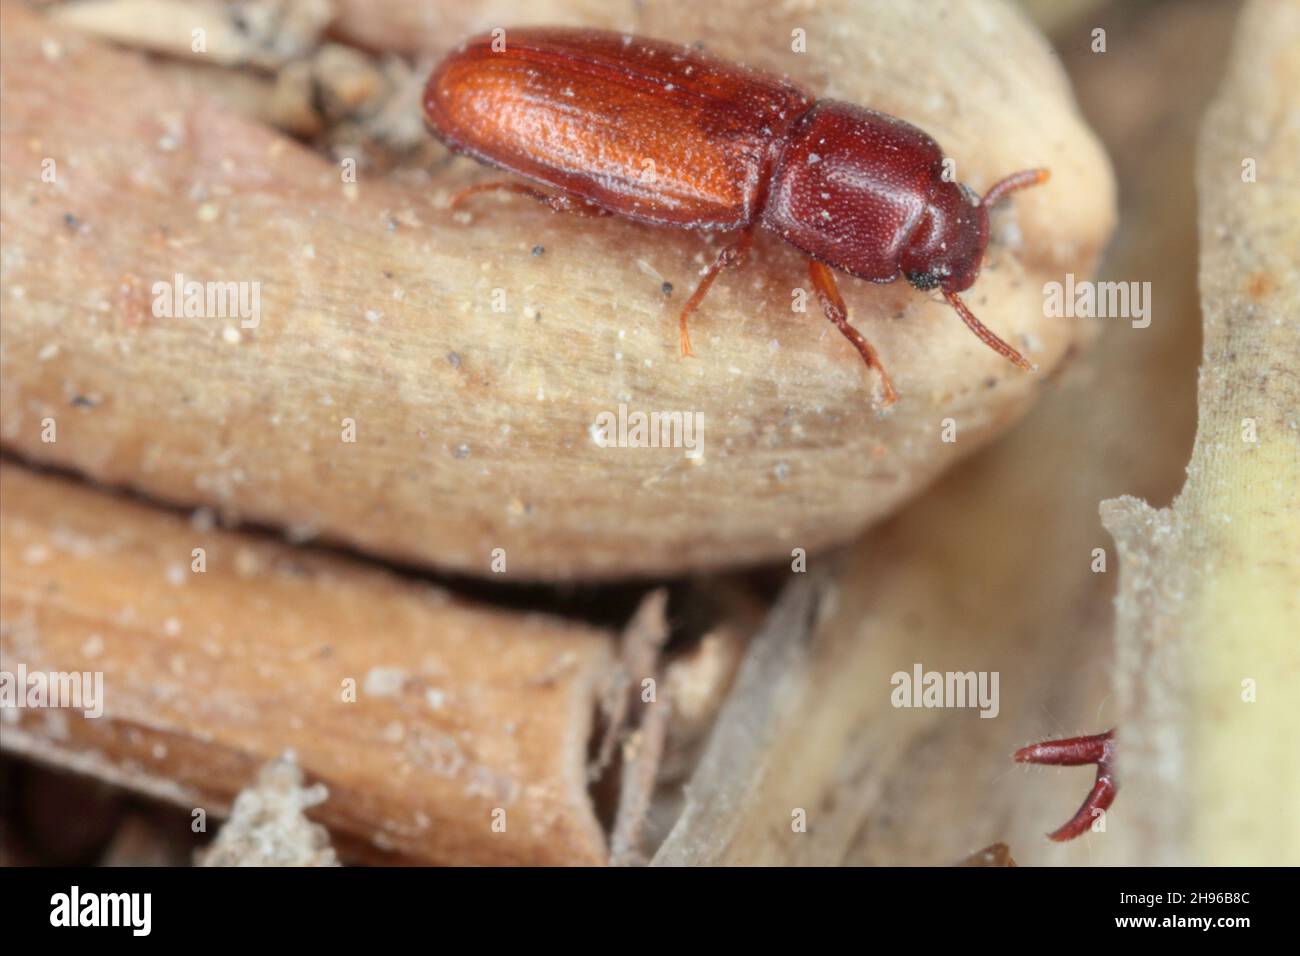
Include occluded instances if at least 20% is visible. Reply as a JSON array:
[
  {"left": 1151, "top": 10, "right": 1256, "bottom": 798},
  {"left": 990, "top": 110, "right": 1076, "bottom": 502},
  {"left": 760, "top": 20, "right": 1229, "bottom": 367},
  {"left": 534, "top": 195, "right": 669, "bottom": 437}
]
[{"left": 897, "top": 180, "right": 989, "bottom": 293}]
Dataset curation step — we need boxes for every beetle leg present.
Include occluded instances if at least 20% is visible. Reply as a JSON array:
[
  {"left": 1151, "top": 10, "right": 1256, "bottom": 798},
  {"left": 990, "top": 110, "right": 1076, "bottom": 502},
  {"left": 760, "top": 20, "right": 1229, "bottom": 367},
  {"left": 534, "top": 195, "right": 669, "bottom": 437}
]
[
  {"left": 449, "top": 180, "right": 612, "bottom": 217},
  {"left": 807, "top": 259, "right": 898, "bottom": 406},
  {"left": 1015, "top": 729, "right": 1117, "bottom": 841},
  {"left": 677, "top": 229, "right": 754, "bottom": 358}
]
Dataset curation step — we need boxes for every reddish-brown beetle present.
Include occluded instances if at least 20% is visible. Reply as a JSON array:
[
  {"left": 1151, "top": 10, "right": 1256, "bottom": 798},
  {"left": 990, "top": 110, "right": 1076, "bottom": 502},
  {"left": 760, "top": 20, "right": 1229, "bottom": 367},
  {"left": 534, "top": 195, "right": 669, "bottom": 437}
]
[{"left": 424, "top": 27, "right": 1049, "bottom": 405}]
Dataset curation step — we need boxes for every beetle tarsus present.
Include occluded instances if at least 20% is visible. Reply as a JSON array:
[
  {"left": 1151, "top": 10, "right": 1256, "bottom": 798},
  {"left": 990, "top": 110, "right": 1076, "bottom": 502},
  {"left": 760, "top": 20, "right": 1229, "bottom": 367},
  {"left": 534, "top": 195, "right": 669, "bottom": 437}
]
[{"left": 1015, "top": 729, "right": 1117, "bottom": 841}]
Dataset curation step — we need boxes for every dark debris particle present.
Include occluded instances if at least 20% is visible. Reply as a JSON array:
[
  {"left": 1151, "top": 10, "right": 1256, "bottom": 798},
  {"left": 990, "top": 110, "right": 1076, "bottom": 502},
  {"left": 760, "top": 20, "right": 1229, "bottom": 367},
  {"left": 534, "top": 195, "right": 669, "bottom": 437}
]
[
  {"left": 447, "top": 351, "right": 462, "bottom": 368},
  {"left": 71, "top": 395, "right": 99, "bottom": 408},
  {"left": 62, "top": 212, "right": 82, "bottom": 231},
  {"left": 661, "top": 281, "right": 674, "bottom": 296},
  {"left": 531, "top": 245, "right": 545, "bottom": 256},
  {"left": 452, "top": 443, "right": 470, "bottom": 459}
]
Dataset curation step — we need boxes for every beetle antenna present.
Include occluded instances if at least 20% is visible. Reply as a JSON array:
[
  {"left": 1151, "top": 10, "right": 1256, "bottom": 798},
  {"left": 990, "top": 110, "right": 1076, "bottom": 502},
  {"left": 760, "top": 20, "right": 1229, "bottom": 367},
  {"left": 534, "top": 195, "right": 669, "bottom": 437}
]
[
  {"left": 981, "top": 168, "right": 1050, "bottom": 207},
  {"left": 942, "top": 288, "right": 1034, "bottom": 371}
]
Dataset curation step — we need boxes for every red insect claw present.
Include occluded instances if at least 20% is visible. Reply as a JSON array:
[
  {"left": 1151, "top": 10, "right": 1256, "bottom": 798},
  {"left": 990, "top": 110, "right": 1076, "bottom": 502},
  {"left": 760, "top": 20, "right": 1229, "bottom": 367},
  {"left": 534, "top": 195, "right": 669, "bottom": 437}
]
[{"left": 1015, "top": 729, "right": 1117, "bottom": 841}]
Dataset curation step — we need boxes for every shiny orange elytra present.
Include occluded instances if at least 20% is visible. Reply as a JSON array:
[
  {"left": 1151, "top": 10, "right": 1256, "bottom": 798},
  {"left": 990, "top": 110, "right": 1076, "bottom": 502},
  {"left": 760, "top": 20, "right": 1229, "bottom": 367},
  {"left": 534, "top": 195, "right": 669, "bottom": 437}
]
[{"left": 424, "top": 27, "right": 1049, "bottom": 406}]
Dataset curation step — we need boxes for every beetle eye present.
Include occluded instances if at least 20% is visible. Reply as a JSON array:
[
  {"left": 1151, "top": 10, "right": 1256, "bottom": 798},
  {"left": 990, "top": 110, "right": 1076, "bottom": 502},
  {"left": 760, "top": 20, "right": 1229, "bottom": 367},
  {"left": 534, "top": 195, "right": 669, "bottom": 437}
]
[{"left": 906, "top": 270, "right": 941, "bottom": 290}]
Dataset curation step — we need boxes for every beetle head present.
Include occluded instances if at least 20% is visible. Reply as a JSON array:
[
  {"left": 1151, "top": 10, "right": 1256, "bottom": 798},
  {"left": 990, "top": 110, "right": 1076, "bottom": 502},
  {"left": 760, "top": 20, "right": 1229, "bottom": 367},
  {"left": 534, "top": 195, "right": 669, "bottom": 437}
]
[{"left": 900, "top": 181, "right": 989, "bottom": 294}]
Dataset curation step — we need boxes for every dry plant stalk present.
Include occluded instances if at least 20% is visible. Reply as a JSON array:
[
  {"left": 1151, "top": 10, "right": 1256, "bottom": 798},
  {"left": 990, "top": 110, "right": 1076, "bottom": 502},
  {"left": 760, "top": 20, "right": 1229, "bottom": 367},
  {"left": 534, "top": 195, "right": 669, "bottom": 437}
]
[
  {"left": 0, "top": 463, "right": 612, "bottom": 865},
  {"left": 652, "top": 572, "right": 827, "bottom": 865},
  {"left": 602, "top": 590, "right": 671, "bottom": 866},
  {"left": 1101, "top": 0, "right": 1300, "bottom": 866},
  {"left": 1, "top": 0, "right": 1112, "bottom": 580}
]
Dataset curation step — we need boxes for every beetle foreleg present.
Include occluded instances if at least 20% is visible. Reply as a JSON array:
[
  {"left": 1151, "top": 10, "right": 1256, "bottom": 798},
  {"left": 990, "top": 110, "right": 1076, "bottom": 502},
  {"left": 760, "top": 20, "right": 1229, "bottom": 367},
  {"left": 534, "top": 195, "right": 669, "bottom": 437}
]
[
  {"left": 1015, "top": 729, "right": 1117, "bottom": 841},
  {"left": 676, "top": 229, "right": 754, "bottom": 358},
  {"left": 808, "top": 259, "right": 897, "bottom": 406}
]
